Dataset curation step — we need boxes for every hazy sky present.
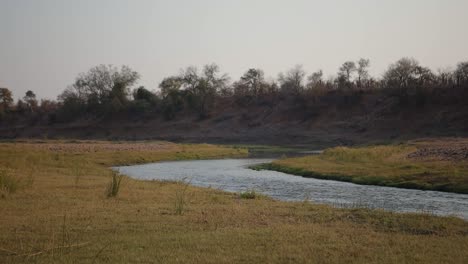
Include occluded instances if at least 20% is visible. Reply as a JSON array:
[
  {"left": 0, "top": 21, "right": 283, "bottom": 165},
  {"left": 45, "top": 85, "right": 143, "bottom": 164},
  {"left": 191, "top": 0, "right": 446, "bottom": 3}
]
[{"left": 1, "top": 0, "right": 467, "bottom": 100}]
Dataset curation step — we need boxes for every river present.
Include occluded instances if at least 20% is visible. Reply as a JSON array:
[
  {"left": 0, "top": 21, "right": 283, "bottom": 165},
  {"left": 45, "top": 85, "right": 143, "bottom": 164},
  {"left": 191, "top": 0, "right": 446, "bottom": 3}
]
[{"left": 115, "top": 158, "right": 468, "bottom": 220}]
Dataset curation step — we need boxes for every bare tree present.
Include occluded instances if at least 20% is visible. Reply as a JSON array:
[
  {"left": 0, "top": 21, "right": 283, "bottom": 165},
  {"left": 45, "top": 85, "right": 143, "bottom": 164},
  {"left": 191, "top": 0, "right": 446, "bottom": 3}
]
[
  {"left": 180, "top": 66, "right": 200, "bottom": 91},
  {"left": 278, "top": 65, "right": 306, "bottom": 94},
  {"left": 338, "top": 61, "right": 357, "bottom": 83},
  {"left": 202, "top": 63, "right": 230, "bottom": 94},
  {"left": 306, "top": 70, "right": 323, "bottom": 89},
  {"left": 357, "top": 58, "right": 370, "bottom": 87},
  {"left": 455, "top": 61, "right": 468, "bottom": 85},
  {"left": 436, "top": 68, "right": 454, "bottom": 85}
]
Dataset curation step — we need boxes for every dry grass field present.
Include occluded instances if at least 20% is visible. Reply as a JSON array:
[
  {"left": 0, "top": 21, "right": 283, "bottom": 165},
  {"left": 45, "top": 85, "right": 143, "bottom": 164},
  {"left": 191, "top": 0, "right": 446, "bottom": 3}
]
[{"left": 0, "top": 140, "right": 467, "bottom": 263}]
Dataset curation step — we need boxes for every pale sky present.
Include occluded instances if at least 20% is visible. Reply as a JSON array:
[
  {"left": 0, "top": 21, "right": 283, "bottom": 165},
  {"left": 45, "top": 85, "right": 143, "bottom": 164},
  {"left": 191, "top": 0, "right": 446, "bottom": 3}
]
[{"left": 1, "top": 0, "right": 467, "bottom": 100}]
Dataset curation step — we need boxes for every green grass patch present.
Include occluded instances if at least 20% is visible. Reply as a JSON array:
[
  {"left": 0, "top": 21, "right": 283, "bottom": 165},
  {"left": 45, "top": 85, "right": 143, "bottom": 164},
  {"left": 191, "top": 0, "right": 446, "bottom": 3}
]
[
  {"left": 238, "top": 189, "right": 263, "bottom": 199},
  {"left": 255, "top": 145, "right": 468, "bottom": 194}
]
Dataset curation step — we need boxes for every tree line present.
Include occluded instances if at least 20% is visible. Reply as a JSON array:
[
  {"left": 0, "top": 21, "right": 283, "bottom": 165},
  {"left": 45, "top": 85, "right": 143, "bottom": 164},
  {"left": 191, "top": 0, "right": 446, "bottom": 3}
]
[{"left": 1, "top": 57, "right": 468, "bottom": 124}]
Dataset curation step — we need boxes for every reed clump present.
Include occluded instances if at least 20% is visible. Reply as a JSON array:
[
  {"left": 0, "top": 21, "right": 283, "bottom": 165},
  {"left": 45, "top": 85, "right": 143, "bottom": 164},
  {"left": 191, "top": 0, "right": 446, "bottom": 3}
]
[
  {"left": 106, "top": 171, "right": 123, "bottom": 198},
  {"left": 174, "top": 179, "right": 190, "bottom": 215}
]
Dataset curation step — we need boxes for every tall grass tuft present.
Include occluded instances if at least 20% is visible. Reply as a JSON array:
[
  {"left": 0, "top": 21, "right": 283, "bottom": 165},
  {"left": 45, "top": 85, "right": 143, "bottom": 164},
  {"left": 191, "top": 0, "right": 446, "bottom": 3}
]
[
  {"left": 72, "top": 161, "right": 86, "bottom": 187},
  {"left": 106, "top": 171, "right": 123, "bottom": 198},
  {"left": 0, "top": 168, "right": 20, "bottom": 198},
  {"left": 174, "top": 179, "right": 189, "bottom": 215},
  {"left": 239, "top": 189, "right": 261, "bottom": 199}
]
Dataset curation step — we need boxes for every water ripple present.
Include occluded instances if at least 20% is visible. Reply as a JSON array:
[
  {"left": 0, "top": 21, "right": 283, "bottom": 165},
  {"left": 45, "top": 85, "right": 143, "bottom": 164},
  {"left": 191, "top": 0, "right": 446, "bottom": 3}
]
[{"left": 115, "top": 159, "right": 468, "bottom": 220}]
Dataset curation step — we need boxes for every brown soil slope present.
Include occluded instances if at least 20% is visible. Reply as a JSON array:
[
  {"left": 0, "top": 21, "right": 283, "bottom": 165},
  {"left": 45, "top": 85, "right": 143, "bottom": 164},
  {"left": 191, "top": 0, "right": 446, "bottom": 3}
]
[{"left": 1, "top": 94, "right": 468, "bottom": 146}]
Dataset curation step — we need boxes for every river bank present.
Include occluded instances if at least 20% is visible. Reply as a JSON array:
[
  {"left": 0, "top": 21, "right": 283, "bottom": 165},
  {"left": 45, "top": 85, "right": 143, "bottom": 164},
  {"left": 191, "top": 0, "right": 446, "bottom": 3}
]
[
  {"left": 252, "top": 139, "right": 468, "bottom": 194},
  {"left": 1, "top": 140, "right": 467, "bottom": 263}
]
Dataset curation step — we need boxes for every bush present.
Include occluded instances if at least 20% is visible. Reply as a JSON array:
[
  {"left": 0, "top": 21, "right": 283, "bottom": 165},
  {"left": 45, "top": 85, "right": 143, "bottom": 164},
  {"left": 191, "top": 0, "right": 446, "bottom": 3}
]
[
  {"left": 0, "top": 107, "right": 5, "bottom": 122},
  {"left": 128, "top": 99, "right": 152, "bottom": 114},
  {"left": 239, "top": 189, "right": 261, "bottom": 199}
]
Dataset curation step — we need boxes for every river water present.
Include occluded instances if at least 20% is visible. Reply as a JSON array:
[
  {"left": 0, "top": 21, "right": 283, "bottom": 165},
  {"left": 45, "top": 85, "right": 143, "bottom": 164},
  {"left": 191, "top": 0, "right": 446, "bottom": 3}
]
[{"left": 115, "top": 159, "right": 468, "bottom": 220}]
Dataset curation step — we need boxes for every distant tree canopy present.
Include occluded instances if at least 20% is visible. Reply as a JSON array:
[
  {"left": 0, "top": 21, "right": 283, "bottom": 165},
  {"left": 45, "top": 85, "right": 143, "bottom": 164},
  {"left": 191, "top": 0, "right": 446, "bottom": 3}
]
[
  {"left": 455, "top": 62, "right": 468, "bottom": 85},
  {"left": 234, "top": 68, "right": 267, "bottom": 97},
  {"left": 57, "top": 65, "right": 140, "bottom": 119},
  {"left": 23, "top": 90, "right": 38, "bottom": 112},
  {"left": 133, "top": 86, "right": 157, "bottom": 103},
  {"left": 278, "top": 65, "right": 306, "bottom": 94},
  {"left": 338, "top": 61, "right": 357, "bottom": 84},
  {"left": 60, "top": 65, "right": 139, "bottom": 104},
  {"left": 1, "top": 58, "right": 467, "bottom": 124},
  {"left": 158, "top": 64, "right": 229, "bottom": 119},
  {"left": 0, "top": 88, "right": 13, "bottom": 110},
  {"left": 383, "top": 58, "right": 434, "bottom": 89},
  {"left": 307, "top": 70, "right": 323, "bottom": 89},
  {"left": 0, "top": 87, "right": 13, "bottom": 120},
  {"left": 357, "top": 58, "right": 370, "bottom": 86}
]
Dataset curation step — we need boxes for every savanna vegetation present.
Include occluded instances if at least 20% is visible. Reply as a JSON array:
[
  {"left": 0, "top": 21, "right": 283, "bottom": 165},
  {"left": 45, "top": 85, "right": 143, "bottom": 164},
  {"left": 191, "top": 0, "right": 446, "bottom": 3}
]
[
  {"left": 0, "top": 141, "right": 467, "bottom": 263},
  {"left": 1, "top": 58, "right": 467, "bottom": 128},
  {"left": 252, "top": 139, "right": 468, "bottom": 194}
]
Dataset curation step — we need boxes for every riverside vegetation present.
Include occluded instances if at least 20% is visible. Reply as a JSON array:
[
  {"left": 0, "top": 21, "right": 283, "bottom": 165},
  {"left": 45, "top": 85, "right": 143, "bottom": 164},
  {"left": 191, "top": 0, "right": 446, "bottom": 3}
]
[
  {"left": 1, "top": 59, "right": 468, "bottom": 144},
  {"left": 252, "top": 139, "right": 468, "bottom": 194},
  {"left": 0, "top": 140, "right": 467, "bottom": 263}
]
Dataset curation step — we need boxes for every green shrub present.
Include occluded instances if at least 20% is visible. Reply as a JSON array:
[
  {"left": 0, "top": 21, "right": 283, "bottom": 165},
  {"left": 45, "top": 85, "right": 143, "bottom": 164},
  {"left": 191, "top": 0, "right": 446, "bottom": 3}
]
[{"left": 239, "top": 189, "right": 261, "bottom": 199}]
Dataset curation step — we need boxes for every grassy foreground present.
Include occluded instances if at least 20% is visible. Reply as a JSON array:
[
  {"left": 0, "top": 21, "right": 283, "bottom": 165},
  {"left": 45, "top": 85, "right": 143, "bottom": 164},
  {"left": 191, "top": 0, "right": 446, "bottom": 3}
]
[
  {"left": 0, "top": 141, "right": 467, "bottom": 263},
  {"left": 254, "top": 142, "right": 468, "bottom": 194}
]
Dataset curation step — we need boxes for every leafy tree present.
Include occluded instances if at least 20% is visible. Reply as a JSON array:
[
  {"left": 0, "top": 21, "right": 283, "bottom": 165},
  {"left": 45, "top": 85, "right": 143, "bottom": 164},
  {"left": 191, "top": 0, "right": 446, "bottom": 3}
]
[
  {"left": 16, "top": 100, "right": 27, "bottom": 114},
  {"left": 235, "top": 68, "right": 266, "bottom": 97},
  {"left": 57, "top": 98, "right": 84, "bottom": 122},
  {"left": 161, "top": 89, "right": 184, "bottom": 120},
  {"left": 57, "top": 86, "right": 87, "bottom": 121},
  {"left": 177, "top": 64, "right": 229, "bottom": 118},
  {"left": 338, "top": 61, "right": 357, "bottom": 84},
  {"left": 133, "top": 86, "right": 158, "bottom": 104},
  {"left": 39, "top": 99, "right": 58, "bottom": 112},
  {"left": 129, "top": 87, "right": 159, "bottom": 114},
  {"left": 202, "top": 64, "right": 229, "bottom": 93},
  {"left": 0, "top": 88, "right": 13, "bottom": 111},
  {"left": 71, "top": 65, "right": 139, "bottom": 108},
  {"left": 159, "top": 76, "right": 185, "bottom": 119},
  {"left": 195, "top": 64, "right": 228, "bottom": 117},
  {"left": 159, "top": 77, "right": 183, "bottom": 98},
  {"left": 37, "top": 99, "right": 59, "bottom": 124},
  {"left": 383, "top": 58, "right": 434, "bottom": 88},
  {"left": 23, "top": 90, "right": 38, "bottom": 112}
]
